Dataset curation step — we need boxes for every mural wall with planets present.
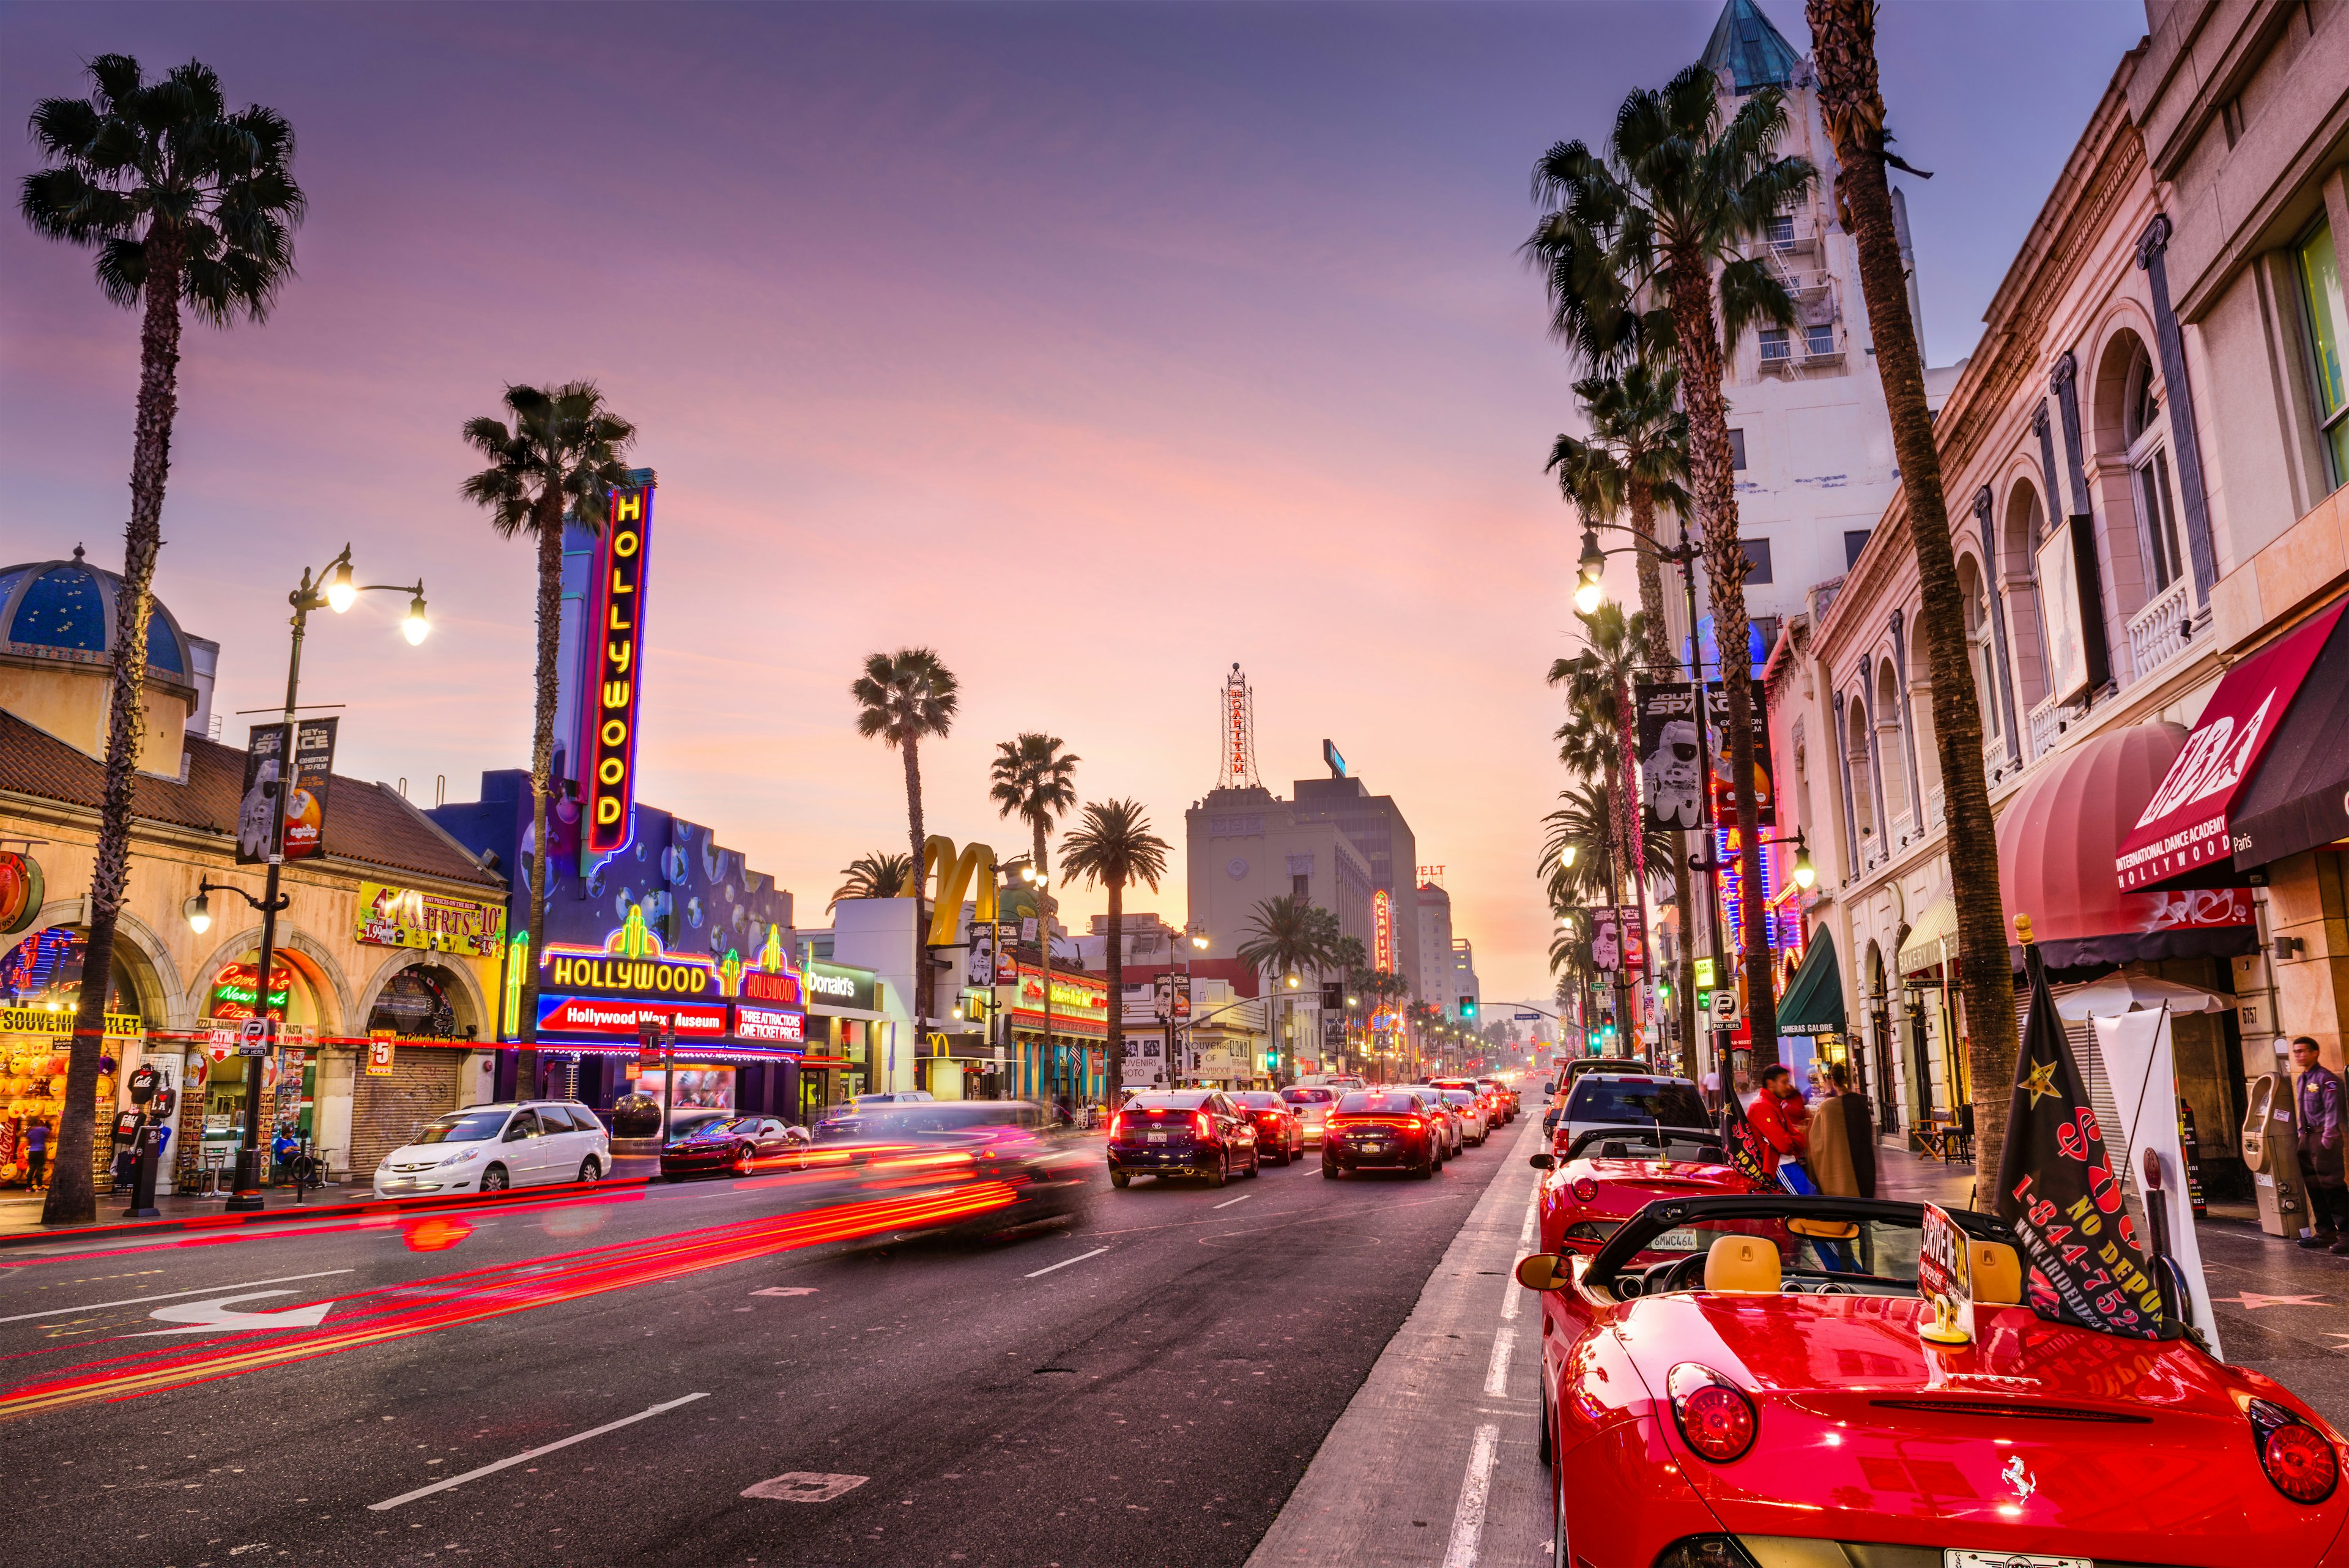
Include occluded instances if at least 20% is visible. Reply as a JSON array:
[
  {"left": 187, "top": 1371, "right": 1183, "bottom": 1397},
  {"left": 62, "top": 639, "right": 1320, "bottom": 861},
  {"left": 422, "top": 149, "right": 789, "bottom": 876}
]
[{"left": 425, "top": 771, "right": 793, "bottom": 979}]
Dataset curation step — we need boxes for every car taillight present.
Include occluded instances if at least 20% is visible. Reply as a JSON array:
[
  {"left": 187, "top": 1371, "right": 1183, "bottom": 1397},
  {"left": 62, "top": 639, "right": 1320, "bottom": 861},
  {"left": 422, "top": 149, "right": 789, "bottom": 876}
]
[
  {"left": 2251, "top": 1399, "right": 2339, "bottom": 1503},
  {"left": 1195, "top": 1110, "right": 1212, "bottom": 1137},
  {"left": 1668, "top": 1364, "right": 1756, "bottom": 1463},
  {"left": 1571, "top": 1176, "right": 1598, "bottom": 1202},
  {"left": 1108, "top": 1113, "right": 1123, "bottom": 1139}
]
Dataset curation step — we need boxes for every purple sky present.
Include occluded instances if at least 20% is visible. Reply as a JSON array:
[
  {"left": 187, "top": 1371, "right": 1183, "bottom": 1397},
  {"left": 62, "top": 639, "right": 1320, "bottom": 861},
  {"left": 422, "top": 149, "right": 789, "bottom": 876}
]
[{"left": 1, "top": 1, "right": 2148, "bottom": 1011}]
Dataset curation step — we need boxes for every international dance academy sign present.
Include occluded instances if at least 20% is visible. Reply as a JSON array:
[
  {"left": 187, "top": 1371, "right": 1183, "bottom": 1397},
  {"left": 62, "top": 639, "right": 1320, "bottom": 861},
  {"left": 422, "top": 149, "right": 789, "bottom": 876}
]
[{"left": 582, "top": 478, "right": 655, "bottom": 858}]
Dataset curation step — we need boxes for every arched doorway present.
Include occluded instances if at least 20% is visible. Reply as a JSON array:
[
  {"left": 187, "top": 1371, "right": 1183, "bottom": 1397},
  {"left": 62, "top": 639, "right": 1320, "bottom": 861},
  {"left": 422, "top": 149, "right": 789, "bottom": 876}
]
[{"left": 195, "top": 946, "right": 330, "bottom": 1170}]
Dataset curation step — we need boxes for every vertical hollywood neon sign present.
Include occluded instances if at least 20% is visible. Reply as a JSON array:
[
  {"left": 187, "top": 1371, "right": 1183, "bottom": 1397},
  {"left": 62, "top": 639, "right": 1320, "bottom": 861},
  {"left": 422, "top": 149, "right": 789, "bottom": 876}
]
[
  {"left": 582, "top": 480, "right": 654, "bottom": 856},
  {"left": 1372, "top": 890, "right": 1393, "bottom": 972}
]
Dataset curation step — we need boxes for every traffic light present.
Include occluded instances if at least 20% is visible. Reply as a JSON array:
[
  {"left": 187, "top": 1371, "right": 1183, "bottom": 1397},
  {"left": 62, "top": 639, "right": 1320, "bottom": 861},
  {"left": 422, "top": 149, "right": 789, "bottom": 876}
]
[
  {"left": 1459, "top": 996, "right": 1477, "bottom": 1019},
  {"left": 1263, "top": 1050, "right": 1279, "bottom": 1072}
]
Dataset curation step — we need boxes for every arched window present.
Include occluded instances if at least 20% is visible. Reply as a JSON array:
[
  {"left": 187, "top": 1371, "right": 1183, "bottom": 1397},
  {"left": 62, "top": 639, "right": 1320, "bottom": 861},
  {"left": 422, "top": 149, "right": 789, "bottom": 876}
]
[
  {"left": 1958, "top": 556, "right": 2001, "bottom": 740},
  {"left": 1845, "top": 694, "right": 1876, "bottom": 842},
  {"left": 2120, "top": 340, "right": 2188, "bottom": 592},
  {"left": 1874, "top": 660, "right": 1909, "bottom": 829}
]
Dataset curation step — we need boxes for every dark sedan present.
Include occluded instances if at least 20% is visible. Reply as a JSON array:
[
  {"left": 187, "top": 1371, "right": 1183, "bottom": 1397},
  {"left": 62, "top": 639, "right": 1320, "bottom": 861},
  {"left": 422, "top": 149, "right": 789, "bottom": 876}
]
[
  {"left": 659, "top": 1115, "right": 811, "bottom": 1180},
  {"left": 1227, "top": 1091, "right": 1305, "bottom": 1165},
  {"left": 1106, "top": 1090, "right": 1260, "bottom": 1187},
  {"left": 1322, "top": 1089, "right": 1443, "bottom": 1180}
]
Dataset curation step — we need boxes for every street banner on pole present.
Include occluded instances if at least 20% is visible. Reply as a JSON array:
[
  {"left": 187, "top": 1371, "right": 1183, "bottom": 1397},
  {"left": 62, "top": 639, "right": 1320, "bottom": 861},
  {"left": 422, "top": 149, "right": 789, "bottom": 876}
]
[
  {"left": 1995, "top": 935, "right": 2167, "bottom": 1339},
  {"left": 1590, "top": 908, "right": 1643, "bottom": 973},
  {"left": 1635, "top": 682, "right": 1773, "bottom": 832}
]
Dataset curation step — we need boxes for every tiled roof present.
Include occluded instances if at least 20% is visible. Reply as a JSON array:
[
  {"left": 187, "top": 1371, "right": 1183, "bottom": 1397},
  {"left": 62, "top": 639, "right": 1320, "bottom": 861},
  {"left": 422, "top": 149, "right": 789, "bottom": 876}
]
[{"left": 0, "top": 710, "right": 503, "bottom": 890}]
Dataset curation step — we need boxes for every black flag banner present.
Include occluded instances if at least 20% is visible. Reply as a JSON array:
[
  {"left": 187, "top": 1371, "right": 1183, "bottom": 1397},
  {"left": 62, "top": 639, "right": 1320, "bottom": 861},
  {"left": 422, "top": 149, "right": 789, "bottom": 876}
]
[
  {"left": 1994, "top": 917, "right": 2167, "bottom": 1340},
  {"left": 1720, "top": 1087, "right": 1788, "bottom": 1194}
]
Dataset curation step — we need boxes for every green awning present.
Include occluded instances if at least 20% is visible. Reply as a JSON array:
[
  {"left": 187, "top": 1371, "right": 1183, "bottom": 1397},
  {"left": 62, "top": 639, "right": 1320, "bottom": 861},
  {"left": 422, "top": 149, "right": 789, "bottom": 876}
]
[{"left": 1776, "top": 929, "right": 1844, "bottom": 1037}]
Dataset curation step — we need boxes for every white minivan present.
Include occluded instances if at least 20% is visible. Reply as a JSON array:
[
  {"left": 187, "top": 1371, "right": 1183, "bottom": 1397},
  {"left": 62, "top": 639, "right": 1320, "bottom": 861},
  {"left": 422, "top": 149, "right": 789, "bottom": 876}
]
[{"left": 373, "top": 1099, "right": 610, "bottom": 1198}]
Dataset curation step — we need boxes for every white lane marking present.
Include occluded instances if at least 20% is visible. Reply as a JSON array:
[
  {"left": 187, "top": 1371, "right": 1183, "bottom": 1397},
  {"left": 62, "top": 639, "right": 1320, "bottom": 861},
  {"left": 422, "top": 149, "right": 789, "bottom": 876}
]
[
  {"left": 1211, "top": 1193, "right": 1253, "bottom": 1210},
  {"left": 1482, "top": 1321, "right": 1514, "bottom": 1397},
  {"left": 129, "top": 1290, "right": 339, "bottom": 1337},
  {"left": 1024, "top": 1247, "right": 1108, "bottom": 1279},
  {"left": 742, "top": 1471, "right": 869, "bottom": 1503},
  {"left": 751, "top": 1287, "right": 818, "bottom": 1298},
  {"left": 0, "top": 1269, "right": 355, "bottom": 1327},
  {"left": 368, "top": 1392, "right": 708, "bottom": 1511},
  {"left": 1440, "top": 1422, "right": 1501, "bottom": 1568}
]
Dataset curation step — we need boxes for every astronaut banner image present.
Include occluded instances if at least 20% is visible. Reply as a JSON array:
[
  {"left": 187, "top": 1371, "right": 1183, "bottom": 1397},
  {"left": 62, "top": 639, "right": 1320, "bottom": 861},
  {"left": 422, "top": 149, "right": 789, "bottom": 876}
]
[{"left": 1634, "top": 682, "right": 1773, "bottom": 834}]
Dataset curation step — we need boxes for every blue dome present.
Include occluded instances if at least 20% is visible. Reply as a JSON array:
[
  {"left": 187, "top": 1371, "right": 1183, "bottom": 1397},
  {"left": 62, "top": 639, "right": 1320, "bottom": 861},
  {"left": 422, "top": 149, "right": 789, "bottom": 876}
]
[{"left": 0, "top": 547, "right": 188, "bottom": 678}]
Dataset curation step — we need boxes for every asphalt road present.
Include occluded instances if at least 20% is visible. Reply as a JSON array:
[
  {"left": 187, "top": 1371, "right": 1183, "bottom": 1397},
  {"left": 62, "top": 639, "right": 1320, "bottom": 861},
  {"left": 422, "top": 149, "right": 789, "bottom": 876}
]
[{"left": 0, "top": 1125, "right": 1515, "bottom": 1568}]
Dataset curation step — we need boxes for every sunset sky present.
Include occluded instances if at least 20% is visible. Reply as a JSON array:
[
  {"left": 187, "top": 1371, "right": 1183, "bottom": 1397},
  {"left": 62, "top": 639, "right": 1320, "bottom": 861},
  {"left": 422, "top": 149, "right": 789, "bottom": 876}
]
[{"left": 2, "top": 0, "right": 2147, "bottom": 1013}]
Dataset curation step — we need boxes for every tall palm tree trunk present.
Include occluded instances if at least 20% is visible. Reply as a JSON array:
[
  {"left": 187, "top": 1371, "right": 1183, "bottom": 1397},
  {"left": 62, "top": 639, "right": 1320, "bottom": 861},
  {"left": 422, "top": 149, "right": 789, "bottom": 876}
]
[
  {"left": 902, "top": 736, "right": 930, "bottom": 1032},
  {"left": 1668, "top": 259, "right": 1778, "bottom": 1070},
  {"left": 47, "top": 228, "right": 186, "bottom": 1227},
  {"left": 517, "top": 485, "right": 565, "bottom": 1096},
  {"left": 1808, "top": 0, "right": 2018, "bottom": 1173}
]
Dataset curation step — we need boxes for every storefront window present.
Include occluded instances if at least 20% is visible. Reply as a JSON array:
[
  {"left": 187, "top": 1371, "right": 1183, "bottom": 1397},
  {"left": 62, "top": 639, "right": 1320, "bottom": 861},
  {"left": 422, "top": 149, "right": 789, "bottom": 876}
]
[
  {"left": 2295, "top": 221, "right": 2349, "bottom": 487},
  {"left": 632, "top": 1066, "right": 734, "bottom": 1110}
]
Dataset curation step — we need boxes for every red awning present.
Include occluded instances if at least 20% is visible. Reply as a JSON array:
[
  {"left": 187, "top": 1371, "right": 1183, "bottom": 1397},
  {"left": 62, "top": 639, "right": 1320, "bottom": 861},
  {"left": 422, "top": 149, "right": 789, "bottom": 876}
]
[
  {"left": 2002, "top": 721, "right": 2256, "bottom": 973},
  {"left": 2114, "top": 598, "right": 2348, "bottom": 892}
]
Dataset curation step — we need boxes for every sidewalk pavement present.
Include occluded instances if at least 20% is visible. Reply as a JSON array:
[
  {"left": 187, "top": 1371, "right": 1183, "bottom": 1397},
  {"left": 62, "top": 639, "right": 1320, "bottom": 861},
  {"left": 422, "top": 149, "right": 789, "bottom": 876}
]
[{"left": 1871, "top": 1141, "right": 2349, "bottom": 1429}]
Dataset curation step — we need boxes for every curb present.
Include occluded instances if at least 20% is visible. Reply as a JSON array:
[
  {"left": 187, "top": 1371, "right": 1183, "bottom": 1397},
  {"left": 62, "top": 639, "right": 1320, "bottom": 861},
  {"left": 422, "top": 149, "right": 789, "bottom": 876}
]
[{"left": 0, "top": 1174, "right": 658, "bottom": 1250}]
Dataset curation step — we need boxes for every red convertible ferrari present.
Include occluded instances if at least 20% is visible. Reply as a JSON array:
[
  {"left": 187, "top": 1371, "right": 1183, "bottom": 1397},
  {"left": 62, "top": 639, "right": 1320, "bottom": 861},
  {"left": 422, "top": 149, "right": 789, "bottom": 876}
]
[
  {"left": 1520, "top": 1193, "right": 2348, "bottom": 1568},
  {"left": 1531, "top": 1124, "right": 1754, "bottom": 1257}
]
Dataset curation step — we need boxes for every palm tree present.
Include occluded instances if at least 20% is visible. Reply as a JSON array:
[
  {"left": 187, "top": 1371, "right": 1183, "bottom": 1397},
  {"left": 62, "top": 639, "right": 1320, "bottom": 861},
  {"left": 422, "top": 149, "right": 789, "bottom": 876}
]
[
  {"left": 1806, "top": 0, "right": 2019, "bottom": 1173},
  {"left": 1237, "top": 894, "right": 1338, "bottom": 1082},
  {"left": 1530, "top": 65, "right": 1814, "bottom": 1068},
  {"left": 1059, "top": 800, "right": 1171, "bottom": 1110},
  {"left": 828, "top": 852, "right": 913, "bottom": 912},
  {"left": 462, "top": 383, "right": 637, "bottom": 1061},
  {"left": 850, "top": 649, "right": 960, "bottom": 1025},
  {"left": 21, "top": 56, "right": 304, "bottom": 1226},
  {"left": 989, "top": 734, "right": 1081, "bottom": 879}
]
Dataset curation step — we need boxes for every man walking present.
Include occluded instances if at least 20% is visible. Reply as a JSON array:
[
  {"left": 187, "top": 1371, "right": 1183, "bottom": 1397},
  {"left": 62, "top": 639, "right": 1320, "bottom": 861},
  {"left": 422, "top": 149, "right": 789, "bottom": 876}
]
[
  {"left": 1747, "top": 1063, "right": 1811, "bottom": 1190},
  {"left": 2291, "top": 1036, "right": 2347, "bottom": 1253}
]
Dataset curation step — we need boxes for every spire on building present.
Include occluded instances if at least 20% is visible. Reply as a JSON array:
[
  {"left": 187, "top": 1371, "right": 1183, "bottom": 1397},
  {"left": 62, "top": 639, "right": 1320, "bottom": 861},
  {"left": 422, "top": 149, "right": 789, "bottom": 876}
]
[
  {"left": 1699, "top": 0, "right": 1802, "bottom": 94},
  {"left": 1217, "top": 663, "right": 1260, "bottom": 790}
]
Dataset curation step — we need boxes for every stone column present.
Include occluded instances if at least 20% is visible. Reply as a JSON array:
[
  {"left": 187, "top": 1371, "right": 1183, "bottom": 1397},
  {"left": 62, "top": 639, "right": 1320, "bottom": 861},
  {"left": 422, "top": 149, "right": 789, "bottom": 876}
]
[{"left": 2136, "top": 214, "right": 2219, "bottom": 602}]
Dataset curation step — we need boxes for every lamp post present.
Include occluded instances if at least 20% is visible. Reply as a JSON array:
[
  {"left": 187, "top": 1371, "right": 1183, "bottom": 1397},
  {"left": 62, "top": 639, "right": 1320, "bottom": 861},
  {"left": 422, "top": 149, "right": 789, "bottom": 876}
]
[{"left": 187, "top": 546, "right": 426, "bottom": 1211}]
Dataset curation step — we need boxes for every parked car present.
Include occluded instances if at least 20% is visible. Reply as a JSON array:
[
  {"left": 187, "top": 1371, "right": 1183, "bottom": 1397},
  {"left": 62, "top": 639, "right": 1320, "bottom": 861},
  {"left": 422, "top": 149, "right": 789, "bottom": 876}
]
[
  {"left": 1552, "top": 1072, "right": 1710, "bottom": 1152},
  {"left": 1322, "top": 1088, "right": 1444, "bottom": 1179},
  {"left": 1526, "top": 1123, "right": 1745, "bottom": 1257},
  {"left": 1106, "top": 1090, "right": 1261, "bottom": 1187},
  {"left": 659, "top": 1115, "right": 813, "bottom": 1180},
  {"left": 1278, "top": 1085, "right": 1344, "bottom": 1145},
  {"left": 1228, "top": 1090, "right": 1306, "bottom": 1165},
  {"left": 1518, "top": 1194, "right": 2347, "bottom": 1568},
  {"left": 1542, "top": 1058, "right": 1656, "bottom": 1135},
  {"left": 373, "top": 1100, "right": 609, "bottom": 1198}
]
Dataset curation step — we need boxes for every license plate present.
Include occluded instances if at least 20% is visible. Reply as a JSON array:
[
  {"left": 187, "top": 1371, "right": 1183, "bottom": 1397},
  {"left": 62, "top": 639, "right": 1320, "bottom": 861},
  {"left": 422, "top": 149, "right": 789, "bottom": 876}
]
[
  {"left": 1147, "top": 1132, "right": 1168, "bottom": 1143},
  {"left": 1945, "top": 1555, "right": 2088, "bottom": 1568},
  {"left": 1653, "top": 1228, "right": 1701, "bottom": 1252},
  {"left": 1362, "top": 1142, "right": 1389, "bottom": 1152}
]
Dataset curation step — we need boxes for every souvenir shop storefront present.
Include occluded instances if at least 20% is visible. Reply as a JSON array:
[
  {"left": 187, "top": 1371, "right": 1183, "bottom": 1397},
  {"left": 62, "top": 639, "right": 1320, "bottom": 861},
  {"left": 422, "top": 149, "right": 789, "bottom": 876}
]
[{"left": 0, "top": 920, "right": 151, "bottom": 1190}]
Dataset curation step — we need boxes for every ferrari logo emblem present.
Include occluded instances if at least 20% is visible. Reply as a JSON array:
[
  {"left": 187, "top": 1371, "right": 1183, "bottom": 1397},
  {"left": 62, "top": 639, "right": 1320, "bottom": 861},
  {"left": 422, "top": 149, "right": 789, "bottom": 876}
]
[
  {"left": 2002, "top": 1455, "right": 2037, "bottom": 1504},
  {"left": 2020, "top": 1058, "right": 2061, "bottom": 1107}
]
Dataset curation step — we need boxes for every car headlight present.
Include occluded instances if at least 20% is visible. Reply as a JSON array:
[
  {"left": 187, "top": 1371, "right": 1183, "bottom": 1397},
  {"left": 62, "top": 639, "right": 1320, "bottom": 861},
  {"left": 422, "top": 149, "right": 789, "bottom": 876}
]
[{"left": 439, "top": 1147, "right": 483, "bottom": 1169}]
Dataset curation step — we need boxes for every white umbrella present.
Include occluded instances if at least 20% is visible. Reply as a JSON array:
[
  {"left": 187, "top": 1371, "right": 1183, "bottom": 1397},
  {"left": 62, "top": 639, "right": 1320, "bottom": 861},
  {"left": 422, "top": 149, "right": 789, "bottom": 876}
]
[{"left": 2057, "top": 972, "right": 2234, "bottom": 1020}]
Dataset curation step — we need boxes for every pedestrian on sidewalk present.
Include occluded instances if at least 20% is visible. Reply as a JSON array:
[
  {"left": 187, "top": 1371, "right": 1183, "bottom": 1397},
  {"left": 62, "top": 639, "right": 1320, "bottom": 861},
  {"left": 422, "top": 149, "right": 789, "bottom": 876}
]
[
  {"left": 2289, "top": 1037, "right": 2348, "bottom": 1252},
  {"left": 1747, "top": 1065, "right": 1812, "bottom": 1192},
  {"left": 1702, "top": 1065, "right": 1721, "bottom": 1114},
  {"left": 24, "top": 1119, "right": 48, "bottom": 1192}
]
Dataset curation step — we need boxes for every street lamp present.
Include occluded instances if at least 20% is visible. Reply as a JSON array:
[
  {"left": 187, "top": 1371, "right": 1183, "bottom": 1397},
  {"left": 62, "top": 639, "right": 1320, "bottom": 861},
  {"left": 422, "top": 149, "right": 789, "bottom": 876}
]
[
  {"left": 1574, "top": 528, "right": 1609, "bottom": 615},
  {"left": 204, "top": 545, "right": 427, "bottom": 1213}
]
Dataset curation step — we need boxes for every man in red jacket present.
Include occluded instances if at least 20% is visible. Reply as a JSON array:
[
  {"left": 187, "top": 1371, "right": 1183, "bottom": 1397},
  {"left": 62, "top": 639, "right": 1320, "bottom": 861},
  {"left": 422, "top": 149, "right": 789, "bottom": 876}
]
[{"left": 1746, "top": 1064, "right": 1808, "bottom": 1176}]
